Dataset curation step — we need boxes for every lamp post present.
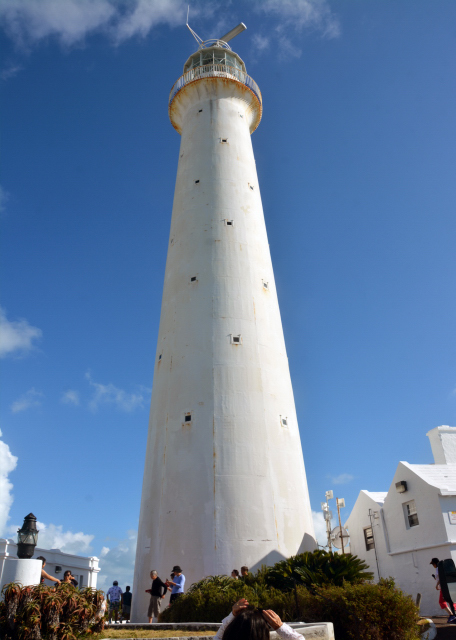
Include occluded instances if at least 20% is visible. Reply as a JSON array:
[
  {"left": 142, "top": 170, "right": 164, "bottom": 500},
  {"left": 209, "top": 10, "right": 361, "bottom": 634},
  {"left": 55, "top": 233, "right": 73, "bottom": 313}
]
[{"left": 17, "top": 513, "right": 39, "bottom": 559}]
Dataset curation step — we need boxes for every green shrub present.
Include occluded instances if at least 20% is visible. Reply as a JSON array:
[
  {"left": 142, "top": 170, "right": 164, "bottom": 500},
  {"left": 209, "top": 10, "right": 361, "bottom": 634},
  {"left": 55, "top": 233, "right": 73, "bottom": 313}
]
[
  {"left": 160, "top": 575, "right": 419, "bottom": 640},
  {"left": 295, "top": 580, "right": 420, "bottom": 640},
  {"left": 264, "top": 550, "right": 373, "bottom": 591},
  {"left": 0, "top": 582, "right": 106, "bottom": 640},
  {"left": 159, "top": 578, "right": 292, "bottom": 623}
]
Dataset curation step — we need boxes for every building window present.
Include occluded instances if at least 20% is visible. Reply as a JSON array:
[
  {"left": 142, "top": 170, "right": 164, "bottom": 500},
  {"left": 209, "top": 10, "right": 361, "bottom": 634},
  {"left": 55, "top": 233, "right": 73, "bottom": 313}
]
[
  {"left": 198, "top": 109, "right": 203, "bottom": 113},
  {"left": 158, "top": 354, "right": 162, "bottom": 361},
  {"left": 195, "top": 180, "right": 200, "bottom": 184},
  {"left": 363, "top": 526, "right": 375, "bottom": 550},
  {"left": 280, "top": 416, "right": 288, "bottom": 428},
  {"left": 249, "top": 184, "right": 254, "bottom": 190},
  {"left": 403, "top": 500, "right": 419, "bottom": 528},
  {"left": 184, "top": 413, "right": 192, "bottom": 423},
  {"left": 220, "top": 138, "right": 228, "bottom": 143},
  {"left": 231, "top": 334, "right": 242, "bottom": 344},
  {"left": 190, "top": 276, "right": 197, "bottom": 282},
  {"left": 263, "top": 281, "right": 269, "bottom": 290},
  {"left": 225, "top": 219, "right": 234, "bottom": 226}
]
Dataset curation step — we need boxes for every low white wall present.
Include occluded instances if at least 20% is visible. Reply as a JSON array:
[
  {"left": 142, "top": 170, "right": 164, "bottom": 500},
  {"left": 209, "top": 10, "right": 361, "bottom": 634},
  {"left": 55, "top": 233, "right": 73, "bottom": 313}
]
[{"left": 0, "top": 558, "right": 41, "bottom": 593}]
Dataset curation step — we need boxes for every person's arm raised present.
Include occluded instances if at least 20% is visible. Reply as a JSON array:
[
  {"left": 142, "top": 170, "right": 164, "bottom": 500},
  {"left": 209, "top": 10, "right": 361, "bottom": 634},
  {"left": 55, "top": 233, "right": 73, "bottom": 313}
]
[{"left": 262, "top": 610, "right": 305, "bottom": 640}]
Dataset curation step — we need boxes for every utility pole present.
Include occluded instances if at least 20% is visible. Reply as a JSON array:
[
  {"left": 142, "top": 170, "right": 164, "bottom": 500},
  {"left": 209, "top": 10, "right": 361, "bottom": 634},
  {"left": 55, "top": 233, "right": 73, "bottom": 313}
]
[
  {"left": 336, "top": 497, "right": 345, "bottom": 554},
  {"left": 322, "top": 490, "right": 333, "bottom": 552}
]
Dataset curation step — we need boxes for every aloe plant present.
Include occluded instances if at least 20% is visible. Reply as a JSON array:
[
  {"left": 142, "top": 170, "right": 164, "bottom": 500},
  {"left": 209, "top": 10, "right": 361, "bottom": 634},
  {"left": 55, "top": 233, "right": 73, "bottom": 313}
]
[{"left": 0, "top": 582, "right": 106, "bottom": 640}]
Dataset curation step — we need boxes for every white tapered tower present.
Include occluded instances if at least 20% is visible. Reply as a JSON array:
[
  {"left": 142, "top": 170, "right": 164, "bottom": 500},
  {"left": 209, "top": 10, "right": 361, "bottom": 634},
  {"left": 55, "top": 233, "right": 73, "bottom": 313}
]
[{"left": 132, "top": 26, "right": 315, "bottom": 622}]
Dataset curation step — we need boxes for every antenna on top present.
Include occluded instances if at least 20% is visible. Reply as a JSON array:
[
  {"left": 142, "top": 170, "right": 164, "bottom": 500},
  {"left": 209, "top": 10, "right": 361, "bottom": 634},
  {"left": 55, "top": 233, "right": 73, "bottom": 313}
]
[
  {"left": 218, "top": 23, "right": 247, "bottom": 44},
  {"left": 186, "top": 5, "right": 203, "bottom": 46}
]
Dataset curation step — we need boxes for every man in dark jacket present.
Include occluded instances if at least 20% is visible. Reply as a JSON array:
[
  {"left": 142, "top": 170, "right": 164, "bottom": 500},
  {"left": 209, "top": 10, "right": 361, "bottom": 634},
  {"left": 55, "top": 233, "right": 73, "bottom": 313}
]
[{"left": 146, "top": 570, "right": 169, "bottom": 623}]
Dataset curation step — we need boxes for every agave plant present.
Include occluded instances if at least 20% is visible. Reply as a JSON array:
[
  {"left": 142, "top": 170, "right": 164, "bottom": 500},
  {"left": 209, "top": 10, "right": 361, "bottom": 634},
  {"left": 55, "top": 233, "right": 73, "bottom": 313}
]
[
  {"left": 0, "top": 581, "right": 107, "bottom": 640},
  {"left": 41, "top": 586, "right": 63, "bottom": 640},
  {"left": 2, "top": 582, "right": 22, "bottom": 633},
  {"left": 264, "top": 550, "right": 373, "bottom": 591}
]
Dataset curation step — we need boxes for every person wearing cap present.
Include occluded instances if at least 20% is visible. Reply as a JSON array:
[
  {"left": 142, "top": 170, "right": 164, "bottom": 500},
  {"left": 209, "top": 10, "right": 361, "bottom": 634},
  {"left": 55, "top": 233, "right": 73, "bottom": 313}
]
[
  {"left": 430, "top": 558, "right": 456, "bottom": 623},
  {"left": 167, "top": 565, "right": 185, "bottom": 604}
]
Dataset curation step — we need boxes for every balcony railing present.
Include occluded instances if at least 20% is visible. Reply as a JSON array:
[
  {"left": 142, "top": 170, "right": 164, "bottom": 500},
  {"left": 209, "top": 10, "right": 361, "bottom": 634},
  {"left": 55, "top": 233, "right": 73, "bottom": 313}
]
[{"left": 169, "top": 64, "right": 262, "bottom": 108}]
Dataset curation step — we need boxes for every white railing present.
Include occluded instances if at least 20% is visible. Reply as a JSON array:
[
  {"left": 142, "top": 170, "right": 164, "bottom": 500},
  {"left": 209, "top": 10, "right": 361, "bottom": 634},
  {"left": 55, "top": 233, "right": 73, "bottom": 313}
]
[{"left": 169, "top": 64, "right": 262, "bottom": 107}]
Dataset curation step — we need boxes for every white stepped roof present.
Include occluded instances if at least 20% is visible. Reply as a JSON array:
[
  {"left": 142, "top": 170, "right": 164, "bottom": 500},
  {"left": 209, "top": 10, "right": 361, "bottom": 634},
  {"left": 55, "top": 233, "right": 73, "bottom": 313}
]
[
  {"left": 402, "top": 461, "right": 456, "bottom": 495},
  {"left": 364, "top": 491, "right": 387, "bottom": 505}
]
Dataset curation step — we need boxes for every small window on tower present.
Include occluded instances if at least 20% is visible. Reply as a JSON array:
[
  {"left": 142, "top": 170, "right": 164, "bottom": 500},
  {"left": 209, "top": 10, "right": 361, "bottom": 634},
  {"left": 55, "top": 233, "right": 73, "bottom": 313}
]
[
  {"left": 158, "top": 354, "right": 162, "bottom": 361},
  {"left": 231, "top": 334, "right": 242, "bottom": 344},
  {"left": 195, "top": 180, "right": 200, "bottom": 184},
  {"left": 184, "top": 413, "right": 192, "bottom": 423},
  {"left": 221, "top": 138, "right": 228, "bottom": 143},
  {"left": 263, "top": 281, "right": 269, "bottom": 290},
  {"left": 225, "top": 219, "right": 234, "bottom": 226},
  {"left": 239, "top": 113, "right": 244, "bottom": 118},
  {"left": 170, "top": 238, "right": 174, "bottom": 244},
  {"left": 249, "top": 184, "right": 254, "bottom": 191},
  {"left": 190, "top": 276, "right": 197, "bottom": 282},
  {"left": 198, "top": 109, "right": 203, "bottom": 113},
  {"left": 280, "top": 417, "right": 288, "bottom": 428}
]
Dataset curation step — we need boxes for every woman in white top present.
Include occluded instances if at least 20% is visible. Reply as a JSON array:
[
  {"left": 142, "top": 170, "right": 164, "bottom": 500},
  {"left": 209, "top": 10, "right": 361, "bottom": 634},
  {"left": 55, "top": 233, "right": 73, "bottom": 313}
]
[{"left": 214, "top": 598, "right": 305, "bottom": 640}]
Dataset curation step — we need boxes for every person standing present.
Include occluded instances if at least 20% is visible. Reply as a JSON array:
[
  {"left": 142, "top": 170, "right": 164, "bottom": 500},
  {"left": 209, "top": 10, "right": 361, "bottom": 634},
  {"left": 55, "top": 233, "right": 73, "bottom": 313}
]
[
  {"left": 430, "top": 558, "right": 456, "bottom": 623},
  {"left": 106, "top": 580, "right": 123, "bottom": 623},
  {"left": 146, "top": 570, "right": 168, "bottom": 622},
  {"left": 122, "top": 586, "right": 132, "bottom": 622},
  {"left": 37, "top": 556, "right": 60, "bottom": 586},
  {"left": 168, "top": 565, "right": 185, "bottom": 604},
  {"left": 62, "top": 570, "right": 78, "bottom": 587}
]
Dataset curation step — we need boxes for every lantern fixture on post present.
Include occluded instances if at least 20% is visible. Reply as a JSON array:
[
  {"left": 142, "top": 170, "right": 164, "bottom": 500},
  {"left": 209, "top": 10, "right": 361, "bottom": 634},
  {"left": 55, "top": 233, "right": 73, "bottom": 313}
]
[{"left": 17, "top": 513, "right": 39, "bottom": 559}]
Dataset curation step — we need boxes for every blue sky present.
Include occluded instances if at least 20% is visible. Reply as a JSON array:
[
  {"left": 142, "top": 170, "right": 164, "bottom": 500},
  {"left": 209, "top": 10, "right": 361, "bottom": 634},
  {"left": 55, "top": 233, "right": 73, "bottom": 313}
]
[{"left": 1, "top": 0, "right": 455, "bottom": 590}]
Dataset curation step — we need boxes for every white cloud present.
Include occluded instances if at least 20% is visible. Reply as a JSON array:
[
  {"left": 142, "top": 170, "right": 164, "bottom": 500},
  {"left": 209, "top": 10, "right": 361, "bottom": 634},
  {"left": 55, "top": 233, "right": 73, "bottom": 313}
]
[
  {"left": 97, "top": 530, "right": 137, "bottom": 591},
  {"left": 312, "top": 509, "right": 333, "bottom": 548},
  {"left": 61, "top": 389, "right": 80, "bottom": 405},
  {"left": 0, "top": 186, "right": 8, "bottom": 215},
  {"left": 331, "top": 473, "right": 354, "bottom": 485},
  {"left": 5, "top": 520, "right": 94, "bottom": 555},
  {"left": 112, "top": 0, "right": 186, "bottom": 43},
  {"left": 252, "top": 33, "right": 270, "bottom": 52},
  {"left": 253, "top": 0, "right": 340, "bottom": 59},
  {"left": 0, "top": 430, "right": 18, "bottom": 536},
  {"left": 0, "top": 307, "right": 42, "bottom": 358},
  {"left": 35, "top": 522, "right": 94, "bottom": 554},
  {"left": 0, "top": 0, "right": 188, "bottom": 48},
  {"left": 1, "top": 62, "right": 23, "bottom": 80},
  {"left": 11, "top": 388, "right": 44, "bottom": 413},
  {"left": 85, "top": 371, "right": 147, "bottom": 412},
  {"left": 258, "top": 0, "right": 340, "bottom": 37}
]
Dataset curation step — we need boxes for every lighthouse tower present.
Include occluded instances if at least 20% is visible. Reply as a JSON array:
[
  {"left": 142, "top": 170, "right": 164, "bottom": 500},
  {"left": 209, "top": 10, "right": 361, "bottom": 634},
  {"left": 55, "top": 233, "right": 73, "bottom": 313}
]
[{"left": 132, "top": 25, "right": 315, "bottom": 621}]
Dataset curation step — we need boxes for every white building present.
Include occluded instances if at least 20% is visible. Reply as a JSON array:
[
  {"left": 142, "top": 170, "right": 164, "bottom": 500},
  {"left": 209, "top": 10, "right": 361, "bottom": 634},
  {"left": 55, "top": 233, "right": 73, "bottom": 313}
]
[
  {"left": 132, "top": 26, "right": 315, "bottom": 622},
  {"left": 345, "top": 426, "right": 456, "bottom": 615},
  {"left": 0, "top": 539, "right": 100, "bottom": 589}
]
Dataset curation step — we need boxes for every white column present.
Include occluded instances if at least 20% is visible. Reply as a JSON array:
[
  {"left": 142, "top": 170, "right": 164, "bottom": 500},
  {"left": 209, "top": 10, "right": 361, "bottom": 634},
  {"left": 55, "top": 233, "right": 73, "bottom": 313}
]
[
  {"left": 0, "top": 558, "right": 42, "bottom": 593},
  {"left": 132, "top": 69, "right": 315, "bottom": 622}
]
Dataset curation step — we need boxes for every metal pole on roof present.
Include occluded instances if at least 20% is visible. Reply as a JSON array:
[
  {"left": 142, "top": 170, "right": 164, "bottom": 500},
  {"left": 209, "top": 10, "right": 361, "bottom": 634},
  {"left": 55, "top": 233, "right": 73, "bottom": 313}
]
[{"left": 368, "top": 508, "right": 381, "bottom": 580}]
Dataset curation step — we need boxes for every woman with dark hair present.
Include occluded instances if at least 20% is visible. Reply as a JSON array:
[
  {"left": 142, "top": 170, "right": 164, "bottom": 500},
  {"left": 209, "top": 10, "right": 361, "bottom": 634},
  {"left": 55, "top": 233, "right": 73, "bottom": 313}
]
[
  {"left": 231, "top": 569, "right": 239, "bottom": 579},
  {"left": 214, "top": 598, "right": 304, "bottom": 640}
]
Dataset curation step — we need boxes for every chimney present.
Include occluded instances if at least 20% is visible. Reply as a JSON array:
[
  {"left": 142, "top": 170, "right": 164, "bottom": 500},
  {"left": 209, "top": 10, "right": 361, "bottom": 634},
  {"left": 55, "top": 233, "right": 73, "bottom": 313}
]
[{"left": 426, "top": 426, "right": 456, "bottom": 465}]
